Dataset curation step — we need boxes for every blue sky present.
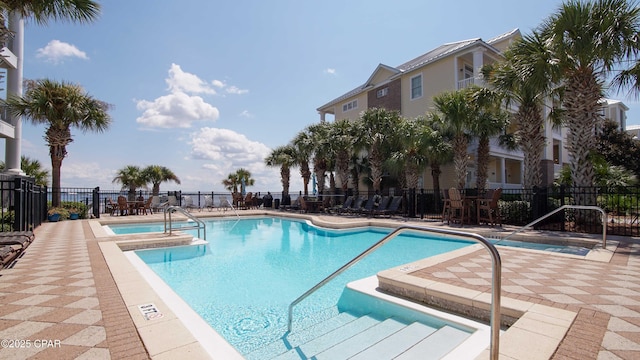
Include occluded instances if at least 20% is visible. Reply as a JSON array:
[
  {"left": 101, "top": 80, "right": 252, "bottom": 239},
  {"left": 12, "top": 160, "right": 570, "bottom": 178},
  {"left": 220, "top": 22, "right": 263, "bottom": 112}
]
[{"left": 5, "top": 0, "right": 636, "bottom": 192}]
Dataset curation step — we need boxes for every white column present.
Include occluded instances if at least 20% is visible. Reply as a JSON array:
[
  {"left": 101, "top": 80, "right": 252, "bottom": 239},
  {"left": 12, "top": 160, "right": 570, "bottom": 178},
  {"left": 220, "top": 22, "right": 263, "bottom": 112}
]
[
  {"left": 473, "top": 48, "right": 485, "bottom": 86},
  {"left": 4, "top": 12, "right": 24, "bottom": 175}
]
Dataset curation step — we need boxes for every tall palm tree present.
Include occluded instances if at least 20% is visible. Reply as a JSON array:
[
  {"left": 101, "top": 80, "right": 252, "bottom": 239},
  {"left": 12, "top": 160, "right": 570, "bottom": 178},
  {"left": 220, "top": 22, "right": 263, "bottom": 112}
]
[
  {"left": 0, "top": 156, "right": 49, "bottom": 187},
  {"left": 291, "top": 130, "right": 313, "bottom": 196},
  {"left": 2, "top": 0, "right": 101, "bottom": 174},
  {"left": 390, "top": 116, "right": 434, "bottom": 189},
  {"left": 113, "top": 165, "right": 145, "bottom": 200},
  {"left": 357, "top": 108, "right": 402, "bottom": 192},
  {"left": 467, "top": 87, "right": 509, "bottom": 190},
  {"left": 5, "top": 79, "right": 111, "bottom": 206},
  {"left": 265, "top": 145, "right": 295, "bottom": 198},
  {"left": 142, "top": 165, "right": 181, "bottom": 196},
  {"left": 222, "top": 168, "right": 255, "bottom": 194},
  {"left": 483, "top": 31, "right": 560, "bottom": 189},
  {"left": 431, "top": 89, "right": 474, "bottom": 189},
  {"left": 329, "top": 119, "right": 358, "bottom": 195},
  {"left": 541, "top": 0, "right": 640, "bottom": 197},
  {"left": 307, "top": 122, "right": 332, "bottom": 194}
]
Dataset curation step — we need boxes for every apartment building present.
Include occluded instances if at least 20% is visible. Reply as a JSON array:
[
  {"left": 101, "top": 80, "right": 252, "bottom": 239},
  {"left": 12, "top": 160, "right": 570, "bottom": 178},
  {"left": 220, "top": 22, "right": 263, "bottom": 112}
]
[{"left": 317, "top": 29, "right": 628, "bottom": 190}]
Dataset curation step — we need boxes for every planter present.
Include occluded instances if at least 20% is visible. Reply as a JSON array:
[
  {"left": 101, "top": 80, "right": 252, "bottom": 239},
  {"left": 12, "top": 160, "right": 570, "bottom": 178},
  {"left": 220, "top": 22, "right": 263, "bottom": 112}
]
[
  {"left": 48, "top": 213, "right": 61, "bottom": 222},
  {"left": 69, "top": 213, "right": 79, "bottom": 220}
]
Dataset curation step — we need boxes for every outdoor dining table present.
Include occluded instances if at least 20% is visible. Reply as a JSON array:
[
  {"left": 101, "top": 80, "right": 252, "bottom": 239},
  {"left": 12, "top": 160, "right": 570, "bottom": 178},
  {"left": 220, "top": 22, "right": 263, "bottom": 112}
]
[{"left": 127, "top": 201, "right": 143, "bottom": 215}]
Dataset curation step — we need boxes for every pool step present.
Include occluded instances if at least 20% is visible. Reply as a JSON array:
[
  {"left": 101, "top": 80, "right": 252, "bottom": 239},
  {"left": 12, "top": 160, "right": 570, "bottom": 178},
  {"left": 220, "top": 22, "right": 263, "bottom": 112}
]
[{"left": 251, "top": 312, "right": 471, "bottom": 360}]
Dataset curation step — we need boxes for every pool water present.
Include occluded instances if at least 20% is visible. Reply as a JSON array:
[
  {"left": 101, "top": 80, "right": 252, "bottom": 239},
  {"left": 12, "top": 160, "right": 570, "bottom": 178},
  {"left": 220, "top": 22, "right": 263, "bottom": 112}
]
[{"left": 131, "top": 218, "right": 472, "bottom": 355}]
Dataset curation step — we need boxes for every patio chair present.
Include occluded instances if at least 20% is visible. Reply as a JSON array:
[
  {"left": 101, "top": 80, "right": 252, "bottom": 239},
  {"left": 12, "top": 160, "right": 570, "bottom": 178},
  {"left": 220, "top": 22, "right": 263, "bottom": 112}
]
[
  {"left": 182, "top": 196, "right": 198, "bottom": 212},
  {"left": 447, "top": 188, "right": 465, "bottom": 225},
  {"left": 116, "top": 196, "right": 129, "bottom": 216},
  {"left": 139, "top": 197, "right": 153, "bottom": 215},
  {"left": 106, "top": 198, "right": 118, "bottom": 216},
  {"left": 203, "top": 195, "right": 214, "bottom": 211},
  {"left": 357, "top": 196, "right": 377, "bottom": 215},
  {"left": 150, "top": 196, "right": 165, "bottom": 213},
  {"left": 219, "top": 196, "right": 233, "bottom": 211},
  {"left": 477, "top": 188, "right": 502, "bottom": 227},
  {"left": 168, "top": 195, "right": 179, "bottom": 206},
  {"left": 441, "top": 189, "right": 451, "bottom": 222}
]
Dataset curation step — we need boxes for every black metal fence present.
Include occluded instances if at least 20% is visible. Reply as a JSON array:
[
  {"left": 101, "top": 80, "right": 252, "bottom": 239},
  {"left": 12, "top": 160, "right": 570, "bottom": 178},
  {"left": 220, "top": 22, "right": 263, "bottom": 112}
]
[
  {"left": 0, "top": 175, "right": 47, "bottom": 232},
  {"left": 9, "top": 182, "right": 640, "bottom": 237}
]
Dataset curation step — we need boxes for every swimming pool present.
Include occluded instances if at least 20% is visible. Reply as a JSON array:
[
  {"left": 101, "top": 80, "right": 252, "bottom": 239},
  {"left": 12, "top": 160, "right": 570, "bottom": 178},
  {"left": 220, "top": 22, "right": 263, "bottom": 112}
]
[{"left": 125, "top": 218, "right": 482, "bottom": 357}]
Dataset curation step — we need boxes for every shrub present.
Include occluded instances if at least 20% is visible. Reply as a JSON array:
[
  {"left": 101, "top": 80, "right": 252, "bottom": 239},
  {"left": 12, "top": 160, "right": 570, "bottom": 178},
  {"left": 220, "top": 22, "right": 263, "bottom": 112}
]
[{"left": 499, "top": 200, "right": 531, "bottom": 225}]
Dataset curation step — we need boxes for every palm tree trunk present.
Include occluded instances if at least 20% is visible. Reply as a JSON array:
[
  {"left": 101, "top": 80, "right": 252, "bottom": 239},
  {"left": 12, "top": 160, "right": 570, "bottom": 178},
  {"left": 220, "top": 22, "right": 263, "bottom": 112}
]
[
  {"left": 564, "top": 69, "right": 602, "bottom": 224},
  {"left": 431, "top": 161, "right": 442, "bottom": 212},
  {"left": 50, "top": 154, "right": 63, "bottom": 207},
  {"left": 370, "top": 145, "right": 383, "bottom": 192},
  {"left": 453, "top": 135, "right": 468, "bottom": 189},
  {"left": 520, "top": 104, "right": 546, "bottom": 189},
  {"left": 476, "top": 136, "right": 490, "bottom": 190}
]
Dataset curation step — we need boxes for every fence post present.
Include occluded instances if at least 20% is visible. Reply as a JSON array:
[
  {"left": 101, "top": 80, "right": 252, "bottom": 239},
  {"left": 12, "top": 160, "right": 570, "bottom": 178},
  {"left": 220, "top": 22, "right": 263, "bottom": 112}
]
[
  {"left": 408, "top": 188, "right": 416, "bottom": 218},
  {"left": 12, "top": 177, "right": 24, "bottom": 232},
  {"left": 93, "top": 187, "right": 100, "bottom": 219},
  {"left": 560, "top": 185, "right": 566, "bottom": 232}
]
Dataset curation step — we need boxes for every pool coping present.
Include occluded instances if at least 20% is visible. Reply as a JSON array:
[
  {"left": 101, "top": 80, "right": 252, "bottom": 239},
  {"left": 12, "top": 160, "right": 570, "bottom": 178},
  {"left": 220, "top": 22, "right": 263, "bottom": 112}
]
[{"left": 90, "top": 213, "right": 618, "bottom": 359}]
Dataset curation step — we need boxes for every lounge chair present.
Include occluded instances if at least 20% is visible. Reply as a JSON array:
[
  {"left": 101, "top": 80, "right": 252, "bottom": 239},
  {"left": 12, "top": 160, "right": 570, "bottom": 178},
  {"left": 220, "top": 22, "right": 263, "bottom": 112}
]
[
  {"left": 357, "top": 196, "right": 377, "bottom": 215},
  {"left": 346, "top": 196, "right": 366, "bottom": 214},
  {"left": 218, "top": 196, "right": 233, "bottom": 211},
  {"left": 150, "top": 196, "right": 165, "bottom": 213},
  {"left": 168, "top": 195, "right": 179, "bottom": 206},
  {"left": 203, "top": 195, "right": 215, "bottom": 211},
  {"left": 182, "top": 196, "right": 198, "bottom": 212},
  {"left": 335, "top": 196, "right": 354, "bottom": 214},
  {"left": 368, "top": 196, "right": 390, "bottom": 216},
  {"left": 374, "top": 196, "right": 402, "bottom": 217}
]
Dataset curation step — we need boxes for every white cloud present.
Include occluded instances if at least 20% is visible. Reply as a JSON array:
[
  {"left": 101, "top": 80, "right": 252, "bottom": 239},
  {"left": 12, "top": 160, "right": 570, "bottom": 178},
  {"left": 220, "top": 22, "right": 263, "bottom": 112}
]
[
  {"left": 225, "top": 85, "right": 249, "bottom": 95},
  {"left": 239, "top": 110, "right": 253, "bottom": 118},
  {"left": 325, "top": 68, "right": 336, "bottom": 75},
  {"left": 36, "top": 40, "right": 88, "bottom": 64},
  {"left": 136, "top": 92, "right": 219, "bottom": 128},
  {"left": 189, "top": 127, "right": 281, "bottom": 190},
  {"left": 166, "top": 63, "right": 216, "bottom": 95}
]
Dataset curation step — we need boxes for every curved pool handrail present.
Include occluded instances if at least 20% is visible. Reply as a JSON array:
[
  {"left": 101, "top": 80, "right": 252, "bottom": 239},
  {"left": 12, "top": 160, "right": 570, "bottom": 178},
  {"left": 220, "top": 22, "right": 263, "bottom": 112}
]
[
  {"left": 286, "top": 225, "right": 502, "bottom": 360},
  {"left": 164, "top": 206, "right": 206, "bottom": 240}
]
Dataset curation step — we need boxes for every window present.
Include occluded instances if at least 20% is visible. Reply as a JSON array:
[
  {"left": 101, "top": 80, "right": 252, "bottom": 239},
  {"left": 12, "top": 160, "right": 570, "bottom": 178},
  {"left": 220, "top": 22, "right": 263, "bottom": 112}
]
[
  {"left": 376, "top": 87, "right": 388, "bottom": 98},
  {"left": 342, "top": 99, "right": 358, "bottom": 112},
  {"left": 411, "top": 74, "right": 422, "bottom": 99}
]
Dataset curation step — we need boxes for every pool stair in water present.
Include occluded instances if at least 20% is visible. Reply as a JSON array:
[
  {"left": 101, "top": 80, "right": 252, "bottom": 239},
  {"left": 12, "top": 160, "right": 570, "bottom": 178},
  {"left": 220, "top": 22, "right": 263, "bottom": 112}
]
[{"left": 246, "top": 277, "right": 489, "bottom": 360}]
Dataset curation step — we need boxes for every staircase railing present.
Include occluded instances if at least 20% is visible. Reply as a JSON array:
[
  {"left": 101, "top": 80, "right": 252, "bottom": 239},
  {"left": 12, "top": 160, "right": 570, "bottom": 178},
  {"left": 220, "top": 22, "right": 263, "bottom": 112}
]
[
  {"left": 498, "top": 205, "right": 607, "bottom": 249},
  {"left": 163, "top": 205, "right": 206, "bottom": 240},
  {"left": 286, "top": 225, "right": 502, "bottom": 360}
]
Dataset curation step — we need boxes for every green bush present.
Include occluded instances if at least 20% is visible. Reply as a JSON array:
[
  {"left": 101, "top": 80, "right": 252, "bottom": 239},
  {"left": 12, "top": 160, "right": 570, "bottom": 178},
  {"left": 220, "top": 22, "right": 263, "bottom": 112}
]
[
  {"left": 499, "top": 200, "right": 531, "bottom": 225},
  {"left": 0, "top": 210, "right": 14, "bottom": 231}
]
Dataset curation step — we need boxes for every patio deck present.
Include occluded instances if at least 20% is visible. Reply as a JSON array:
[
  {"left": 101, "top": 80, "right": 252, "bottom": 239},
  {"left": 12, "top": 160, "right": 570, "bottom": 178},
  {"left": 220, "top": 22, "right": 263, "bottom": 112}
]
[{"left": 0, "top": 211, "right": 639, "bottom": 359}]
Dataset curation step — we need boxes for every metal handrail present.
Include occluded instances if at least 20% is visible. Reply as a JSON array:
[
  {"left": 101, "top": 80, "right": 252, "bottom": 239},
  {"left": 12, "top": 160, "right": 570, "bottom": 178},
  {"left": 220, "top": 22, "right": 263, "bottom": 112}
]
[
  {"left": 498, "top": 205, "right": 607, "bottom": 249},
  {"left": 286, "top": 225, "right": 502, "bottom": 360},
  {"left": 164, "top": 205, "right": 206, "bottom": 240}
]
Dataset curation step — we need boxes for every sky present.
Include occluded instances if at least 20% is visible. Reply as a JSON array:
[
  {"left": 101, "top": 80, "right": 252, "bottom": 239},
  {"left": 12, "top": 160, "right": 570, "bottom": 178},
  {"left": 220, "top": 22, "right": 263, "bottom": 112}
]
[{"left": 3, "top": 0, "right": 637, "bottom": 193}]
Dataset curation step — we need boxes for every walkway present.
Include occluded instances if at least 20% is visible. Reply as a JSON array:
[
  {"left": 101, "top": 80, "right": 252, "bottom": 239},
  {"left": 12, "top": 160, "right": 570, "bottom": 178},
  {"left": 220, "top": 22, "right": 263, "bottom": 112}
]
[{"left": 0, "top": 212, "right": 638, "bottom": 359}]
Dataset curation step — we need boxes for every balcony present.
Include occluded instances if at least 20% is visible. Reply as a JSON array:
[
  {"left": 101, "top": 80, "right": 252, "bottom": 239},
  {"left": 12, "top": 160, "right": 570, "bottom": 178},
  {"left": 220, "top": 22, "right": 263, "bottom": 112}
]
[
  {"left": 457, "top": 76, "right": 484, "bottom": 89},
  {"left": 0, "top": 106, "right": 14, "bottom": 139}
]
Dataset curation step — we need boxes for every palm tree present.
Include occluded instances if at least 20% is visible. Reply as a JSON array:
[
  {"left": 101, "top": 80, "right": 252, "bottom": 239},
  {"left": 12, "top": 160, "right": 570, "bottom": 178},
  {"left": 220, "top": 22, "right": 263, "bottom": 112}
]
[
  {"left": 265, "top": 145, "right": 295, "bottom": 198},
  {"left": 467, "top": 87, "right": 509, "bottom": 190},
  {"left": 5, "top": 79, "right": 111, "bottom": 206},
  {"left": 390, "top": 116, "right": 434, "bottom": 189},
  {"left": 291, "top": 131, "right": 313, "bottom": 196},
  {"left": 2, "top": 0, "right": 101, "bottom": 174},
  {"left": 222, "top": 168, "right": 255, "bottom": 194},
  {"left": 541, "top": 0, "right": 640, "bottom": 198},
  {"left": 482, "top": 31, "right": 560, "bottom": 189},
  {"left": 142, "top": 165, "right": 181, "bottom": 196},
  {"left": 307, "top": 122, "right": 332, "bottom": 194},
  {"left": 357, "top": 108, "right": 402, "bottom": 192},
  {"left": 431, "top": 89, "right": 474, "bottom": 189},
  {"left": 329, "top": 119, "right": 358, "bottom": 195},
  {"left": 0, "top": 156, "right": 49, "bottom": 187},
  {"left": 113, "top": 165, "right": 145, "bottom": 200}
]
